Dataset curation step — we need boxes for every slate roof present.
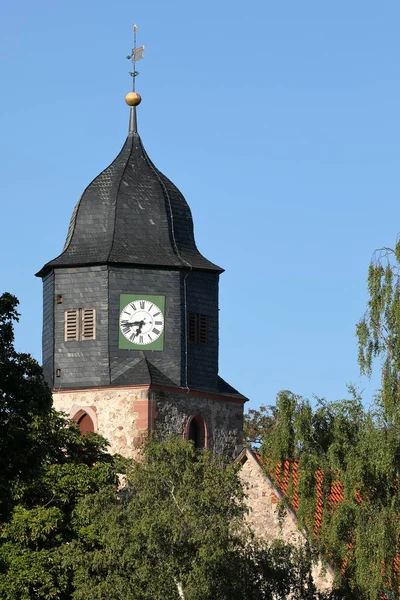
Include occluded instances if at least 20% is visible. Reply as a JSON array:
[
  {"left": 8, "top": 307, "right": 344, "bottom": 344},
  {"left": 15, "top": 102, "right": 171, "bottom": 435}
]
[
  {"left": 217, "top": 376, "right": 247, "bottom": 399},
  {"left": 112, "top": 358, "right": 246, "bottom": 399},
  {"left": 36, "top": 131, "right": 223, "bottom": 277},
  {"left": 112, "top": 358, "right": 178, "bottom": 387}
]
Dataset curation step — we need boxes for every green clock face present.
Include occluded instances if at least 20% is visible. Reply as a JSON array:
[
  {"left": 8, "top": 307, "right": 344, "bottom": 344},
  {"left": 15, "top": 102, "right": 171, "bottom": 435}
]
[{"left": 119, "top": 294, "right": 165, "bottom": 351}]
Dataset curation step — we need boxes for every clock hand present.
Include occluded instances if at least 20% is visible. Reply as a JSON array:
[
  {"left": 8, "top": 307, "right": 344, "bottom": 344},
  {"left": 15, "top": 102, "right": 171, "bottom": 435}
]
[
  {"left": 130, "top": 319, "right": 146, "bottom": 339},
  {"left": 136, "top": 320, "right": 146, "bottom": 335},
  {"left": 121, "top": 319, "right": 142, "bottom": 329}
]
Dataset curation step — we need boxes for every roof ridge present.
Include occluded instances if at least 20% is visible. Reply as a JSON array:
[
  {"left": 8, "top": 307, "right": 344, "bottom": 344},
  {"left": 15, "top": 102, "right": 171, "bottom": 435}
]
[
  {"left": 138, "top": 136, "right": 192, "bottom": 270},
  {"left": 106, "top": 134, "right": 135, "bottom": 263}
]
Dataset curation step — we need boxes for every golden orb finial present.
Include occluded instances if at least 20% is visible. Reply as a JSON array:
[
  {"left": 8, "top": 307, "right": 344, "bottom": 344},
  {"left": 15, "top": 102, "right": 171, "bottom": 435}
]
[{"left": 125, "top": 91, "right": 142, "bottom": 106}]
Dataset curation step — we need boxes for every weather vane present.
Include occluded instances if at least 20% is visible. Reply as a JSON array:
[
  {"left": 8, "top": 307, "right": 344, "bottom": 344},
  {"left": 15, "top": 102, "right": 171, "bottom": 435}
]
[{"left": 126, "top": 24, "right": 145, "bottom": 93}]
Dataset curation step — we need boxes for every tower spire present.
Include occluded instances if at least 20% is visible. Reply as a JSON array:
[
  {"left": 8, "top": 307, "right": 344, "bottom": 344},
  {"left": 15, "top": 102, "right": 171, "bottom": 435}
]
[{"left": 125, "top": 24, "right": 145, "bottom": 134}]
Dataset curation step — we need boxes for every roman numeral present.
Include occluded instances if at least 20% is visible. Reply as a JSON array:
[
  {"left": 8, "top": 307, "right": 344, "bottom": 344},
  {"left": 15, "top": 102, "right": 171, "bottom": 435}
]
[
  {"left": 154, "top": 311, "right": 160, "bottom": 317},
  {"left": 148, "top": 303, "right": 153, "bottom": 312},
  {"left": 140, "top": 301, "right": 145, "bottom": 309},
  {"left": 155, "top": 321, "right": 163, "bottom": 325},
  {"left": 148, "top": 333, "right": 153, "bottom": 341},
  {"left": 130, "top": 303, "right": 137, "bottom": 311},
  {"left": 139, "top": 335, "right": 143, "bottom": 344},
  {"left": 130, "top": 332, "right": 137, "bottom": 341},
  {"left": 152, "top": 328, "right": 160, "bottom": 336}
]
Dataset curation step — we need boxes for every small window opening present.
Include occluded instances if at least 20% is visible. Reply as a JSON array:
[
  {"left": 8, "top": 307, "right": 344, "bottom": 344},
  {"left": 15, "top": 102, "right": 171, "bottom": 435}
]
[
  {"left": 188, "top": 416, "right": 206, "bottom": 449},
  {"left": 188, "top": 313, "right": 208, "bottom": 345},
  {"left": 77, "top": 412, "right": 94, "bottom": 436}
]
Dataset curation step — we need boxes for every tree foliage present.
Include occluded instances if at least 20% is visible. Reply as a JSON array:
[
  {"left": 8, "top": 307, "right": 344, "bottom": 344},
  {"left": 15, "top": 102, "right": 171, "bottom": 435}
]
[
  {"left": 0, "top": 293, "right": 122, "bottom": 599},
  {"left": 67, "top": 436, "right": 329, "bottom": 600},
  {"left": 244, "top": 404, "right": 277, "bottom": 446},
  {"left": 0, "top": 292, "right": 54, "bottom": 518},
  {"left": 0, "top": 293, "right": 331, "bottom": 599},
  {"left": 259, "top": 240, "right": 400, "bottom": 600},
  {"left": 357, "top": 243, "right": 400, "bottom": 423},
  {"left": 260, "top": 391, "right": 387, "bottom": 598}
]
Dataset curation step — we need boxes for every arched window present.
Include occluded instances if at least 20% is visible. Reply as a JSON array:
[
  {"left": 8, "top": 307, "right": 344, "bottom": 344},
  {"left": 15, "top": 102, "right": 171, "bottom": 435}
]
[
  {"left": 77, "top": 412, "right": 95, "bottom": 436},
  {"left": 186, "top": 414, "right": 207, "bottom": 449},
  {"left": 70, "top": 406, "right": 97, "bottom": 436}
]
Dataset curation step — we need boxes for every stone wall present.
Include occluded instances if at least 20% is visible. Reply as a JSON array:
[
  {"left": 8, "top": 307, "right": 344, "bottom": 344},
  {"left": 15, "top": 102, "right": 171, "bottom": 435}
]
[
  {"left": 153, "top": 388, "right": 244, "bottom": 458},
  {"left": 53, "top": 385, "right": 154, "bottom": 458},
  {"left": 238, "top": 449, "right": 334, "bottom": 593},
  {"left": 53, "top": 384, "right": 244, "bottom": 459}
]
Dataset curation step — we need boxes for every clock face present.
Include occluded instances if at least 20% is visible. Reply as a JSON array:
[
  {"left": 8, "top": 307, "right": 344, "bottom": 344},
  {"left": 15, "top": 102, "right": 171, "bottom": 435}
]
[{"left": 119, "top": 299, "right": 165, "bottom": 346}]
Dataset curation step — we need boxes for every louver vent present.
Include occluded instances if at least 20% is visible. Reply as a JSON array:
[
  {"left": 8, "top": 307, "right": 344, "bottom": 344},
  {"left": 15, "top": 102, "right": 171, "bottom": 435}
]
[
  {"left": 65, "top": 310, "right": 79, "bottom": 341},
  {"left": 81, "top": 308, "right": 96, "bottom": 340},
  {"left": 198, "top": 314, "right": 208, "bottom": 345},
  {"left": 188, "top": 313, "right": 197, "bottom": 343},
  {"left": 188, "top": 313, "right": 208, "bottom": 345},
  {"left": 64, "top": 308, "right": 96, "bottom": 341}
]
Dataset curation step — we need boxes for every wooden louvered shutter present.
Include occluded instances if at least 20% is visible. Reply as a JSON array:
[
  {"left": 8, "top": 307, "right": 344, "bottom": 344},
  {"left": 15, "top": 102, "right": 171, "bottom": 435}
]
[
  {"left": 81, "top": 308, "right": 96, "bottom": 340},
  {"left": 198, "top": 314, "right": 208, "bottom": 345},
  {"left": 65, "top": 310, "right": 79, "bottom": 341},
  {"left": 188, "top": 313, "right": 208, "bottom": 345},
  {"left": 188, "top": 313, "right": 197, "bottom": 343}
]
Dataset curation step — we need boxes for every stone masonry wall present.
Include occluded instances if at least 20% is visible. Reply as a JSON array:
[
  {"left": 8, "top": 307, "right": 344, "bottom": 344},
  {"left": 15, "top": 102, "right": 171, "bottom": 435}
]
[
  {"left": 238, "top": 450, "right": 334, "bottom": 593},
  {"left": 53, "top": 386, "right": 154, "bottom": 458},
  {"left": 53, "top": 385, "right": 244, "bottom": 459},
  {"left": 153, "top": 388, "right": 244, "bottom": 458}
]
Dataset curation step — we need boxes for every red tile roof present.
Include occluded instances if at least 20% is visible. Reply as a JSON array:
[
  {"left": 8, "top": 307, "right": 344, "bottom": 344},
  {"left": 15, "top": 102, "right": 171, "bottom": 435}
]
[{"left": 268, "top": 458, "right": 396, "bottom": 599}]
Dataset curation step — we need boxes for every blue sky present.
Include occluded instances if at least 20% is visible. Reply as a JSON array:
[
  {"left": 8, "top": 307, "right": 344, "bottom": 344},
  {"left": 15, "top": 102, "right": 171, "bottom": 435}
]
[{"left": 1, "top": 0, "right": 398, "bottom": 411}]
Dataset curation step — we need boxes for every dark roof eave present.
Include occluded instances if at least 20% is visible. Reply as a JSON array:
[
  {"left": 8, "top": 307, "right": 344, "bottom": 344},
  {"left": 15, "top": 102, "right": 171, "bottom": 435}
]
[{"left": 35, "top": 259, "right": 224, "bottom": 278}]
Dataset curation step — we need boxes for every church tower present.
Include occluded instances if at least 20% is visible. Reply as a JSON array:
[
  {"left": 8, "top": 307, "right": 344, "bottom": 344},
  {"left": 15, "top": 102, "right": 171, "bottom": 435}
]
[{"left": 36, "top": 31, "right": 246, "bottom": 458}]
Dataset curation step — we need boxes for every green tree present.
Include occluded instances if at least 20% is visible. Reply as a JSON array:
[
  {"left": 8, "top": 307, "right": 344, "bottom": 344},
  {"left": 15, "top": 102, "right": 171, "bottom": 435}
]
[
  {"left": 356, "top": 243, "right": 400, "bottom": 422},
  {"left": 68, "top": 436, "right": 328, "bottom": 600},
  {"left": 255, "top": 240, "right": 400, "bottom": 598},
  {"left": 0, "top": 292, "right": 53, "bottom": 518},
  {"left": 244, "top": 404, "right": 277, "bottom": 446},
  {"left": 259, "top": 359, "right": 400, "bottom": 594},
  {"left": 0, "top": 294, "right": 330, "bottom": 599},
  {"left": 0, "top": 293, "right": 122, "bottom": 599}
]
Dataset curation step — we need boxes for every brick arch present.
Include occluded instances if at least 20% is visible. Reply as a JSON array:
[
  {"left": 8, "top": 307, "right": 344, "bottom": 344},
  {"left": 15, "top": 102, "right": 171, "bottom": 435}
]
[
  {"left": 184, "top": 413, "right": 208, "bottom": 449},
  {"left": 70, "top": 405, "right": 98, "bottom": 435}
]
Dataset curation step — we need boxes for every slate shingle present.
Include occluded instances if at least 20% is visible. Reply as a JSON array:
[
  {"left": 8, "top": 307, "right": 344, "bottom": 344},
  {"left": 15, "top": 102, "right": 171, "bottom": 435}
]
[
  {"left": 112, "top": 358, "right": 178, "bottom": 388},
  {"left": 36, "top": 133, "right": 223, "bottom": 277}
]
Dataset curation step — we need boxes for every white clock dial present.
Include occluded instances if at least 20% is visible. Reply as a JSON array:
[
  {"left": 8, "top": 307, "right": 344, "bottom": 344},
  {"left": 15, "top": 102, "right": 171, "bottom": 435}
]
[{"left": 119, "top": 300, "right": 165, "bottom": 345}]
